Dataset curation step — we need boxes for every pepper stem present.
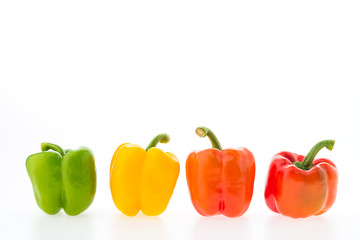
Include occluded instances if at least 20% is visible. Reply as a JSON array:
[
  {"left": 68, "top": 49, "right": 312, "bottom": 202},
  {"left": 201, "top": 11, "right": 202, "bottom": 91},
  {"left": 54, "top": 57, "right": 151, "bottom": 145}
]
[
  {"left": 297, "top": 140, "right": 335, "bottom": 170},
  {"left": 145, "top": 133, "right": 170, "bottom": 151},
  {"left": 196, "top": 126, "right": 222, "bottom": 151},
  {"left": 41, "top": 142, "right": 65, "bottom": 156}
]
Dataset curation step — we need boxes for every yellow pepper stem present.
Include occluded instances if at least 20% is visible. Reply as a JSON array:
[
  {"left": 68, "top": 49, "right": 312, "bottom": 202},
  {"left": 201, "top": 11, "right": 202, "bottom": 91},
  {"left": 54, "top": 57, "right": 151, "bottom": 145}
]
[{"left": 145, "top": 133, "right": 170, "bottom": 151}]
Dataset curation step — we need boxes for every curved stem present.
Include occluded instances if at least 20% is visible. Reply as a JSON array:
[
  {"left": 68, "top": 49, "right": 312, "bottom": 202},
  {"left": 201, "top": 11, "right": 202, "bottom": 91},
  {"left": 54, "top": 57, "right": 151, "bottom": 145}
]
[
  {"left": 196, "top": 126, "right": 222, "bottom": 151},
  {"left": 41, "top": 142, "right": 65, "bottom": 156},
  {"left": 299, "top": 140, "right": 335, "bottom": 170},
  {"left": 145, "top": 133, "right": 170, "bottom": 151}
]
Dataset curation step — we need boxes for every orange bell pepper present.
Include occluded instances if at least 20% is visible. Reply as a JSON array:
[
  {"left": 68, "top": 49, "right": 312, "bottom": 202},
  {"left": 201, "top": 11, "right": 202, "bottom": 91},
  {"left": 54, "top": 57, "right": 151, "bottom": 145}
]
[
  {"left": 186, "top": 127, "right": 256, "bottom": 217},
  {"left": 264, "top": 140, "right": 338, "bottom": 218}
]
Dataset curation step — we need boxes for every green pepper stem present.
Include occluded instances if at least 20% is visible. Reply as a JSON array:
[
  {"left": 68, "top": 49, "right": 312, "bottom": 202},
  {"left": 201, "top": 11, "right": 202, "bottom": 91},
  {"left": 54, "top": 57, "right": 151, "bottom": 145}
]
[
  {"left": 41, "top": 142, "right": 65, "bottom": 157},
  {"left": 145, "top": 133, "right": 170, "bottom": 151},
  {"left": 196, "top": 126, "right": 222, "bottom": 151},
  {"left": 299, "top": 140, "right": 335, "bottom": 170}
]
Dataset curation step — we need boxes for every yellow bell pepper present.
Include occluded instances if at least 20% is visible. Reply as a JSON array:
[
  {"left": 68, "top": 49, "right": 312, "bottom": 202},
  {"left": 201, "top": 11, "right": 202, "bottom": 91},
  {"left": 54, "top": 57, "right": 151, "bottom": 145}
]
[{"left": 109, "top": 133, "right": 180, "bottom": 216}]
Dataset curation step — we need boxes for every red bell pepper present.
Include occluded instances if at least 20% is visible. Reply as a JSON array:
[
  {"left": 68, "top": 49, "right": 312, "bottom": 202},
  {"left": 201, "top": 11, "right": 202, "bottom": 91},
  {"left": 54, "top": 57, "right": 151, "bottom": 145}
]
[
  {"left": 186, "top": 127, "right": 255, "bottom": 217},
  {"left": 264, "top": 140, "right": 338, "bottom": 218}
]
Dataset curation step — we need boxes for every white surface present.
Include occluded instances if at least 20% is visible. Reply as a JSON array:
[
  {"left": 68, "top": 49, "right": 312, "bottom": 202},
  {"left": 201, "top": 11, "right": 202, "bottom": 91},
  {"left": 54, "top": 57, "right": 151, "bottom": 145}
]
[{"left": 1, "top": 0, "right": 360, "bottom": 239}]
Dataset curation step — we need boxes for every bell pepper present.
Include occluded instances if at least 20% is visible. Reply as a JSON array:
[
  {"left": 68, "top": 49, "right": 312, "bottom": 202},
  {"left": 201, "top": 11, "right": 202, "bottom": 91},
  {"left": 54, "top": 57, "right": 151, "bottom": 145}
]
[
  {"left": 109, "top": 133, "right": 180, "bottom": 216},
  {"left": 186, "top": 127, "right": 256, "bottom": 217},
  {"left": 26, "top": 142, "right": 97, "bottom": 216},
  {"left": 264, "top": 140, "right": 338, "bottom": 218}
]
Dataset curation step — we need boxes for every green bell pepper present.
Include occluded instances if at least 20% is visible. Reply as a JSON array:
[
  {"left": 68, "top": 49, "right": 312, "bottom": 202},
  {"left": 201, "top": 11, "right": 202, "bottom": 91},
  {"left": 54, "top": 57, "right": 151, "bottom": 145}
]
[{"left": 26, "top": 142, "right": 97, "bottom": 216}]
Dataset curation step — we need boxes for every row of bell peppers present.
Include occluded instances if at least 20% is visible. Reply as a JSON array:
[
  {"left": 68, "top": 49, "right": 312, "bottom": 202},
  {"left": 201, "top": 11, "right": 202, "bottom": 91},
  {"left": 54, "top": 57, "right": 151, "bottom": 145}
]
[{"left": 26, "top": 126, "right": 338, "bottom": 219}]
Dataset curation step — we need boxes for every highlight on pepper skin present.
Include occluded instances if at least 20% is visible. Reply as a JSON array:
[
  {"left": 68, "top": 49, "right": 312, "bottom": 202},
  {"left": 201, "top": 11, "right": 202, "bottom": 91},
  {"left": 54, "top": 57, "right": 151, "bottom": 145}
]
[
  {"left": 186, "top": 126, "right": 256, "bottom": 217},
  {"left": 109, "top": 133, "right": 180, "bottom": 216},
  {"left": 26, "top": 142, "right": 97, "bottom": 216},
  {"left": 264, "top": 140, "right": 338, "bottom": 218}
]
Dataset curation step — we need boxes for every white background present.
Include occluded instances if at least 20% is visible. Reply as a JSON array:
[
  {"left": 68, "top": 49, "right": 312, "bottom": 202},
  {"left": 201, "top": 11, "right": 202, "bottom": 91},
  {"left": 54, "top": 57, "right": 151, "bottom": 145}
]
[{"left": 1, "top": 0, "right": 359, "bottom": 239}]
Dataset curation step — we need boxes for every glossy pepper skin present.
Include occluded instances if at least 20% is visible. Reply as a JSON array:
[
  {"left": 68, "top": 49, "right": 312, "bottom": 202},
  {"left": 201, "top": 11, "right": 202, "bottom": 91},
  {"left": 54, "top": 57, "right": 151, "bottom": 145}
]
[
  {"left": 264, "top": 140, "right": 338, "bottom": 218},
  {"left": 110, "top": 133, "right": 180, "bottom": 216},
  {"left": 26, "top": 143, "right": 96, "bottom": 216},
  {"left": 186, "top": 127, "right": 255, "bottom": 217}
]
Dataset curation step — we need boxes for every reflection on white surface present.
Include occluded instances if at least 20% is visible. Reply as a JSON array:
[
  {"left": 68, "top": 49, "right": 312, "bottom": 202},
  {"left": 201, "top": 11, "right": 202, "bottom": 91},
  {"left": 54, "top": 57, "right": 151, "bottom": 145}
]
[
  {"left": 30, "top": 212, "right": 95, "bottom": 240},
  {"left": 109, "top": 213, "right": 169, "bottom": 240},
  {"left": 2, "top": 209, "right": 359, "bottom": 239},
  {"left": 265, "top": 215, "right": 334, "bottom": 240},
  {"left": 191, "top": 216, "right": 252, "bottom": 240}
]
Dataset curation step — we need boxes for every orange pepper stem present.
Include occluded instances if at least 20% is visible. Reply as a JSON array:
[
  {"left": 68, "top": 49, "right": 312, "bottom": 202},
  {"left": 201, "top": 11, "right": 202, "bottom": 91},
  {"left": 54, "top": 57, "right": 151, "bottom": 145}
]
[
  {"left": 196, "top": 126, "right": 222, "bottom": 151},
  {"left": 41, "top": 142, "right": 65, "bottom": 156},
  {"left": 296, "top": 140, "right": 335, "bottom": 170},
  {"left": 145, "top": 133, "right": 170, "bottom": 151}
]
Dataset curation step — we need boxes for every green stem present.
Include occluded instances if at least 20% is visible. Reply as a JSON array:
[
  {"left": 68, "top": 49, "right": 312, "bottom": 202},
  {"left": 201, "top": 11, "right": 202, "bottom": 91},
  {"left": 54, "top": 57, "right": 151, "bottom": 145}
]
[
  {"left": 145, "top": 133, "right": 170, "bottom": 151},
  {"left": 195, "top": 126, "right": 222, "bottom": 151},
  {"left": 41, "top": 142, "right": 65, "bottom": 157},
  {"left": 297, "top": 140, "right": 335, "bottom": 170}
]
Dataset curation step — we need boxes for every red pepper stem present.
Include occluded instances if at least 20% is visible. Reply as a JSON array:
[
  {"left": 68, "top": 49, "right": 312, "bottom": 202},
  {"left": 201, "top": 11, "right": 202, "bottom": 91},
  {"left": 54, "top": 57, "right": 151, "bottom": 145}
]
[
  {"left": 196, "top": 126, "right": 222, "bottom": 151},
  {"left": 300, "top": 140, "right": 335, "bottom": 170},
  {"left": 145, "top": 133, "right": 170, "bottom": 151},
  {"left": 41, "top": 142, "right": 65, "bottom": 157}
]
